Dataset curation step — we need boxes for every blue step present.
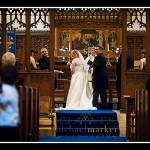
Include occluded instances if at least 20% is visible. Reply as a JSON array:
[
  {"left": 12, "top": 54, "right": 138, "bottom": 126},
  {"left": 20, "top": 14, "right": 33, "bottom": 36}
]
[
  {"left": 56, "top": 127, "right": 120, "bottom": 136},
  {"left": 57, "top": 120, "right": 119, "bottom": 128}
]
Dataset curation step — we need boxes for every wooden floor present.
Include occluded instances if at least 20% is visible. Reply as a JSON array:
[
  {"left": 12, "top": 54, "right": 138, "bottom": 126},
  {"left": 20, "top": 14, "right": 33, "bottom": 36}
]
[{"left": 39, "top": 109, "right": 126, "bottom": 138}]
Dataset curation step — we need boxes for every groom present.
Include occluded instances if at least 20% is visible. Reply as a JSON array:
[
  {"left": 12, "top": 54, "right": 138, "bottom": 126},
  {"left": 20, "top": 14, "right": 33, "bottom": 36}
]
[{"left": 92, "top": 46, "right": 109, "bottom": 109}]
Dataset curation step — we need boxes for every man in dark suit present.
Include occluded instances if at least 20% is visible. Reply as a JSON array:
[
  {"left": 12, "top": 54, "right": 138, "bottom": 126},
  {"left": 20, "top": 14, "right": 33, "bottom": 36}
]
[
  {"left": 39, "top": 48, "right": 50, "bottom": 70},
  {"left": 92, "top": 46, "right": 109, "bottom": 109},
  {"left": 116, "top": 46, "right": 134, "bottom": 109}
]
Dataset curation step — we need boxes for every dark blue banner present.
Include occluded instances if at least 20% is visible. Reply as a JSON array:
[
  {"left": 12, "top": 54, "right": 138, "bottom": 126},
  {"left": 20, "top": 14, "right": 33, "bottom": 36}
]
[{"left": 0, "top": 30, "right": 16, "bottom": 57}]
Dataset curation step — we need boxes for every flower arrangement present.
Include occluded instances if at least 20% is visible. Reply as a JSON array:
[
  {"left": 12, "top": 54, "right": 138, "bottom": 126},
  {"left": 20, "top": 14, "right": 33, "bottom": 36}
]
[
  {"left": 59, "top": 46, "right": 69, "bottom": 60},
  {"left": 59, "top": 46, "right": 68, "bottom": 53}
]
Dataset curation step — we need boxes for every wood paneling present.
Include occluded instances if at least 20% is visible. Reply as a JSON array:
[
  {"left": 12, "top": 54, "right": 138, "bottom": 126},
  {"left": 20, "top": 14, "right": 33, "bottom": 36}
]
[{"left": 127, "top": 31, "right": 146, "bottom": 61}]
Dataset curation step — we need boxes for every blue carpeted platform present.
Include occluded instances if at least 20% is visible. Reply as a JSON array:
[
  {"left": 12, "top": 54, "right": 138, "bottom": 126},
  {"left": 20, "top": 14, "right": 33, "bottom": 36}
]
[
  {"left": 39, "top": 136, "right": 126, "bottom": 142},
  {"left": 39, "top": 109, "right": 126, "bottom": 142},
  {"left": 56, "top": 109, "right": 120, "bottom": 136}
]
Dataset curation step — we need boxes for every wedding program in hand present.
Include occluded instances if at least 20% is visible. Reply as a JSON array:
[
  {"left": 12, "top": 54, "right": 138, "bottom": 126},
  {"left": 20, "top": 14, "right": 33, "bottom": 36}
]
[{"left": 55, "top": 50, "right": 97, "bottom": 111}]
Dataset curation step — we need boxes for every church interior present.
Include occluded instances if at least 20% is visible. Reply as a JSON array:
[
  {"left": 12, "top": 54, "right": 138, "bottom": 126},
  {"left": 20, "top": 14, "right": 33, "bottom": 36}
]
[{"left": 0, "top": 8, "right": 150, "bottom": 142}]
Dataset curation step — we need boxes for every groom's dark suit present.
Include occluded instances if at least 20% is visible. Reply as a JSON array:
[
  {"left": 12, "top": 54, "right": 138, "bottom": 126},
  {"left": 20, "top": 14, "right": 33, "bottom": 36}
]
[{"left": 92, "top": 52, "right": 109, "bottom": 108}]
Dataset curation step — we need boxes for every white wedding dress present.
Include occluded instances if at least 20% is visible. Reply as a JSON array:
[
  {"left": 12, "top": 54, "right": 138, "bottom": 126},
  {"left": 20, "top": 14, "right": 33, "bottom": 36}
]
[{"left": 55, "top": 57, "right": 97, "bottom": 110}]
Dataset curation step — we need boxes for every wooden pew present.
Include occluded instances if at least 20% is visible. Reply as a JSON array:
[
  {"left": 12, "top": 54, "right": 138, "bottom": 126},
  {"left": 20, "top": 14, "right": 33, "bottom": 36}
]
[
  {"left": 126, "top": 89, "right": 150, "bottom": 142},
  {"left": 135, "top": 89, "right": 150, "bottom": 141},
  {"left": 33, "top": 87, "right": 40, "bottom": 141},
  {"left": 17, "top": 86, "right": 40, "bottom": 141},
  {"left": 28, "top": 87, "right": 34, "bottom": 141},
  {"left": 17, "top": 86, "right": 29, "bottom": 141},
  {"left": 125, "top": 97, "right": 135, "bottom": 141},
  {"left": 27, "top": 87, "right": 39, "bottom": 141}
]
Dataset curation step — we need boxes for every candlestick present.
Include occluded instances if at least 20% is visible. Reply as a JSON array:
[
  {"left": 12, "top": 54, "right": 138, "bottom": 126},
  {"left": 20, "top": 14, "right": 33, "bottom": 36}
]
[
  {"left": 108, "top": 43, "right": 109, "bottom": 52},
  {"left": 69, "top": 42, "right": 70, "bottom": 51},
  {"left": 106, "top": 53, "right": 111, "bottom": 66}
]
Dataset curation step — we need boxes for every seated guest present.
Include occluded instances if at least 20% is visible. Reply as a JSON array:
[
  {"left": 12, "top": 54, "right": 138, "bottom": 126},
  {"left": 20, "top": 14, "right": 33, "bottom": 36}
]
[
  {"left": 39, "top": 48, "right": 50, "bottom": 70},
  {"left": 30, "top": 49, "right": 38, "bottom": 70},
  {"left": 1, "top": 52, "right": 24, "bottom": 86},
  {"left": 140, "top": 49, "right": 146, "bottom": 70}
]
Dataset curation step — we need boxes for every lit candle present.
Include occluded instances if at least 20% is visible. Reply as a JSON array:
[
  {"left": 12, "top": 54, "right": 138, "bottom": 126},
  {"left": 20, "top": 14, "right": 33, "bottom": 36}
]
[
  {"left": 69, "top": 42, "right": 70, "bottom": 51},
  {"left": 108, "top": 43, "right": 109, "bottom": 52}
]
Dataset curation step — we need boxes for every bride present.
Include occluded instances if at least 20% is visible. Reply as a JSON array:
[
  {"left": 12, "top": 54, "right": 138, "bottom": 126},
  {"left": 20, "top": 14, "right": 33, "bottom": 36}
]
[{"left": 55, "top": 50, "right": 97, "bottom": 110}]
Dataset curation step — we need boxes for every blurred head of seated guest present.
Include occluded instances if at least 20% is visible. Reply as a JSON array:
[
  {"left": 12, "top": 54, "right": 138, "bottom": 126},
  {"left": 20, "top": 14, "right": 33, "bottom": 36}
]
[
  {"left": 1, "top": 52, "right": 25, "bottom": 86},
  {"left": 1, "top": 51, "right": 16, "bottom": 66},
  {"left": 30, "top": 49, "right": 38, "bottom": 70},
  {"left": 0, "top": 65, "right": 18, "bottom": 86},
  {"left": 39, "top": 48, "right": 50, "bottom": 70}
]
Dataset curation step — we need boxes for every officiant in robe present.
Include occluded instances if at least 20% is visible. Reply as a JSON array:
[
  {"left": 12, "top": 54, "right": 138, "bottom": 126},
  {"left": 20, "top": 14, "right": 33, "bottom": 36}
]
[{"left": 85, "top": 47, "right": 96, "bottom": 92}]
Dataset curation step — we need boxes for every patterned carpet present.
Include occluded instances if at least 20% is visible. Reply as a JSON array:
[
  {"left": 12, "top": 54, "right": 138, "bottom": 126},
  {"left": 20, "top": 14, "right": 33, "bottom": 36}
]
[{"left": 56, "top": 109, "right": 119, "bottom": 136}]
